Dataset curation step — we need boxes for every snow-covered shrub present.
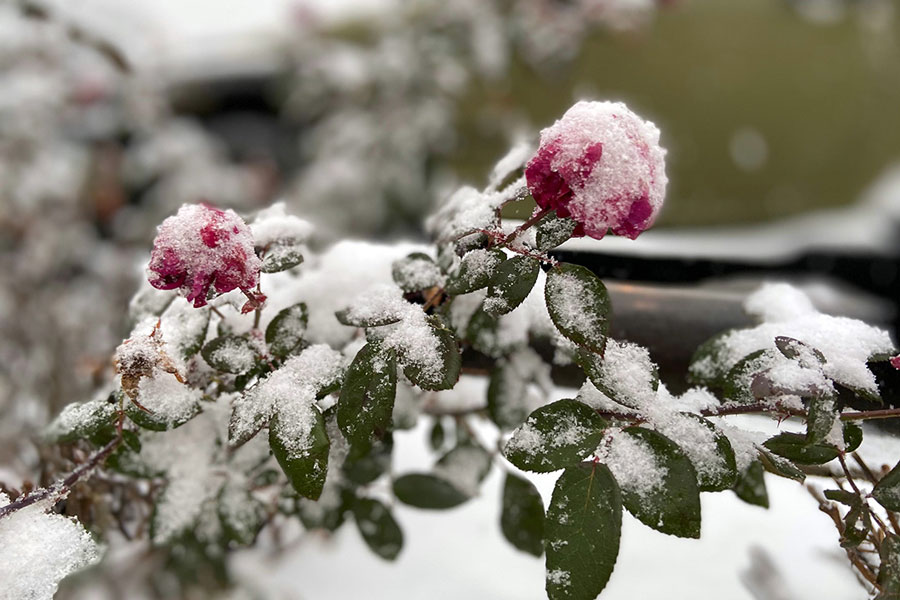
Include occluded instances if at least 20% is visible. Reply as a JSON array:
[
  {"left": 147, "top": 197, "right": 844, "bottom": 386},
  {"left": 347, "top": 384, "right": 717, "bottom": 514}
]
[{"left": 8, "top": 99, "right": 900, "bottom": 600}]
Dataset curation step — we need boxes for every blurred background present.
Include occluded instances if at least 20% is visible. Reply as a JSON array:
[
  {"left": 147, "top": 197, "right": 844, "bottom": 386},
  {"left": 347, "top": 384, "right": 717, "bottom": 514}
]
[{"left": 2, "top": 0, "right": 900, "bottom": 597}]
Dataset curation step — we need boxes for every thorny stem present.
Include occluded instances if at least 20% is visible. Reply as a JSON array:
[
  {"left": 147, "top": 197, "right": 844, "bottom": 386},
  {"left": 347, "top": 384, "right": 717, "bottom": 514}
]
[
  {"left": 0, "top": 435, "right": 122, "bottom": 519},
  {"left": 504, "top": 206, "right": 552, "bottom": 246}
]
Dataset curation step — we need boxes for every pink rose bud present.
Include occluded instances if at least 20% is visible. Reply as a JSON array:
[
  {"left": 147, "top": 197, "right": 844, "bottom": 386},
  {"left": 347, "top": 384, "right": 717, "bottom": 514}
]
[
  {"left": 525, "top": 100, "right": 667, "bottom": 240},
  {"left": 890, "top": 355, "right": 900, "bottom": 370},
  {"left": 148, "top": 204, "right": 261, "bottom": 308}
]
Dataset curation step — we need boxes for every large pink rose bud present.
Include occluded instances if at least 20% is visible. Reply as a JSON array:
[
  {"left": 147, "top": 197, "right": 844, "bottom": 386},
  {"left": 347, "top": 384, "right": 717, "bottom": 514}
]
[
  {"left": 148, "top": 204, "right": 262, "bottom": 308},
  {"left": 525, "top": 100, "right": 667, "bottom": 240}
]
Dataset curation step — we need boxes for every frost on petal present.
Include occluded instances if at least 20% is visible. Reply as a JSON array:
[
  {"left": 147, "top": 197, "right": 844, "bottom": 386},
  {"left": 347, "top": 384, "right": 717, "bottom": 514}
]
[
  {"left": 0, "top": 494, "right": 101, "bottom": 600},
  {"left": 147, "top": 203, "right": 261, "bottom": 308},
  {"left": 525, "top": 100, "right": 667, "bottom": 240}
]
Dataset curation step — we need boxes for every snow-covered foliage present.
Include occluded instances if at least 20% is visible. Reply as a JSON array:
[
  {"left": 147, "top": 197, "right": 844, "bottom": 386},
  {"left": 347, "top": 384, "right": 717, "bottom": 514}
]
[{"left": 12, "top": 92, "right": 900, "bottom": 600}]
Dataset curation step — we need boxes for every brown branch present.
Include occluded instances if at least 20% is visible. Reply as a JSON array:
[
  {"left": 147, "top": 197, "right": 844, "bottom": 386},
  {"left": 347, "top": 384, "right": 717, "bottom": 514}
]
[{"left": 0, "top": 436, "right": 121, "bottom": 520}]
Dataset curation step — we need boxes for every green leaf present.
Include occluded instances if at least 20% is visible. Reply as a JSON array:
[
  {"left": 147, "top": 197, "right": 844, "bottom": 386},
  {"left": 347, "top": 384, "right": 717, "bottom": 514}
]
[
  {"left": 763, "top": 432, "right": 840, "bottom": 465},
  {"left": 824, "top": 489, "right": 862, "bottom": 507},
  {"left": 721, "top": 349, "right": 776, "bottom": 404},
  {"left": 544, "top": 464, "right": 621, "bottom": 600},
  {"left": 392, "top": 252, "right": 442, "bottom": 293},
  {"left": 500, "top": 472, "right": 545, "bottom": 557},
  {"left": 536, "top": 214, "right": 578, "bottom": 252},
  {"left": 504, "top": 399, "right": 607, "bottom": 473},
  {"left": 680, "top": 415, "right": 738, "bottom": 492},
  {"left": 465, "top": 308, "right": 505, "bottom": 357},
  {"left": 757, "top": 448, "right": 806, "bottom": 482},
  {"left": 401, "top": 316, "right": 461, "bottom": 391},
  {"left": 261, "top": 244, "right": 304, "bottom": 273},
  {"left": 296, "top": 487, "right": 353, "bottom": 532},
  {"left": 487, "top": 362, "right": 530, "bottom": 430},
  {"left": 353, "top": 498, "right": 404, "bottom": 561},
  {"left": 335, "top": 304, "right": 404, "bottom": 328},
  {"left": 429, "top": 419, "right": 445, "bottom": 451},
  {"left": 733, "top": 461, "right": 769, "bottom": 508},
  {"left": 873, "top": 460, "right": 900, "bottom": 512},
  {"left": 270, "top": 407, "right": 330, "bottom": 500},
  {"left": 265, "top": 303, "right": 308, "bottom": 359},
  {"left": 338, "top": 344, "right": 397, "bottom": 455},
  {"left": 434, "top": 442, "right": 492, "bottom": 496},
  {"left": 445, "top": 249, "right": 506, "bottom": 295},
  {"left": 878, "top": 535, "right": 900, "bottom": 599},
  {"left": 806, "top": 394, "right": 839, "bottom": 445},
  {"left": 45, "top": 396, "right": 117, "bottom": 443},
  {"left": 545, "top": 263, "right": 610, "bottom": 355},
  {"left": 393, "top": 473, "right": 469, "bottom": 510},
  {"left": 577, "top": 342, "right": 658, "bottom": 410},
  {"left": 161, "top": 304, "right": 210, "bottom": 360},
  {"left": 124, "top": 400, "right": 200, "bottom": 432},
  {"left": 844, "top": 421, "right": 863, "bottom": 453},
  {"left": 614, "top": 427, "right": 701, "bottom": 538},
  {"left": 483, "top": 255, "right": 540, "bottom": 316},
  {"left": 343, "top": 433, "right": 393, "bottom": 485},
  {"left": 201, "top": 335, "right": 258, "bottom": 374},
  {"left": 687, "top": 329, "right": 737, "bottom": 388}
]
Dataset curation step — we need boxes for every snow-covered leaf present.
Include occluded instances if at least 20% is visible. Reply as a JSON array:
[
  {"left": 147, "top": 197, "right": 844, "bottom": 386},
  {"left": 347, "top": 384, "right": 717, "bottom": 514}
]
[
  {"left": 218, "top": 483, "right": 265, "bottom": 545},
  {"left": 605, "top": 427, "right": 701, "bottom": 539},
  {"left": 45, "top": 396, "right": 117, "bottom": 443},
  {"left": 733, "top": 461, "right": 769, "bottom": 508},
  {"left": 806, "top": 394, "right": 839, "bottom": 445},
  {"left": 536, "top": 214, "right": 578, "bottom": 252},
  {"left": 877, "top": 535, "right": 900, "bottom": 599},
  {"left": 544, "top": 463, "right": 621, "bottom": 600},
  {"left": 270, "top": 406, "right": 330, "bottom": 500},
  {"left": 391, "top": 252, "right": 442, "bottom": 293},
  {"left": 265, "top": 303, "right": 308, "bottom": 359},
  {"left": 757, "top": 448, "right": 806, "bottom": 482},
  {"left": 201, "top": 335, "right": 258, "bottom": 374},
  {"left": 353, "top": 498, "right": 403, "bottom": 561},
  {"left": 504, "top": 399, "right": 607, "bottom": 473},
  {"left": 545, "top": 263, "right": 610, "bottom": 355},
  {"left": 484, "top": 255, "right": 540, "bottom": 316},
  {"left": 400, "top": 316, "right": 461, "bottom": 391},
  {"left": 338, "top": 344, "right": 397, "bottom": 455},
  {"left": 261, "top": 244, "right": 304, "bottom": 273},
  {"left": 578, "top": 340, "right": 657, "bottom": 409},
  {"left": 501, "top": 471, "right": 545, "bottom": 557},
  {"left": 445, "top": 249, "right": 506, "bottom": 295}
]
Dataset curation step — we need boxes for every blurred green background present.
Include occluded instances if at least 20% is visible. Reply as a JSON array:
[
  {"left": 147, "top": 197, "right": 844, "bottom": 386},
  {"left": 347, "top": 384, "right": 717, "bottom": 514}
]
[{"left": 454, "top": 0, "right": 900, "bottom": 227}]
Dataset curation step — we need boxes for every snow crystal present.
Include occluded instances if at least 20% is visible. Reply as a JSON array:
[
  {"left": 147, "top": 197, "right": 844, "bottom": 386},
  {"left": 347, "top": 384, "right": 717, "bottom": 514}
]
[
  {"left": 527, "top": 100, "right": 666, "bottom": 240},
  {"left": 251, "top": 202, "right": 314, "bottom": 248},
  {"left": 505, "top": 411, "right": 592, "bottom": 458},
  {"left": 646, "top": 406, "right": 727, "bottom": 484},
  {"left": 596, "top": 429, "right": 668, "bottom": 501},
  {"left": 547, "top": 569, "right": 571, "bottom": 587},
  {"left": 207, "top": 336, "right": 257, "bottom": 373},
  {"left": 375, "top": 308, "right": 444, "bottom": 385},
  {"left": 0, "top": 493, "right": 101, "bottom": 600}
]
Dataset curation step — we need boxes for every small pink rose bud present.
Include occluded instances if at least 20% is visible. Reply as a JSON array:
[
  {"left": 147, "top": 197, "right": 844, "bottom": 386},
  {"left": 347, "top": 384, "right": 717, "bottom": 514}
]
[
  {"left": 525, "top": 100, "right": 667, "bottom": 240},
  {"left": 890, "top": 355, "right": 900, "bottom": 370},
  {"left": 148, "top": 204, "right": 261, "bottom": 308}
]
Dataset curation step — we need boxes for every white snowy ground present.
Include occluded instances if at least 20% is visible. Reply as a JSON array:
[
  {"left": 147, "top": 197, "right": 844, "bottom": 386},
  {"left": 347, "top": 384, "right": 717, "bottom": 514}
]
[{"left": 231, "top": 390, "right": 872, "bottom": 600}]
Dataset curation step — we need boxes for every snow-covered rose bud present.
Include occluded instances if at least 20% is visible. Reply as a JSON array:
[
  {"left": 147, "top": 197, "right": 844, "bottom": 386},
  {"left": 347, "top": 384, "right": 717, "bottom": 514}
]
[
  {"left": 148, "top": 204, "right": 261, "bottom": 308},
  {"left": 525, "top": 100, "right": 667, "bottom": 240}
]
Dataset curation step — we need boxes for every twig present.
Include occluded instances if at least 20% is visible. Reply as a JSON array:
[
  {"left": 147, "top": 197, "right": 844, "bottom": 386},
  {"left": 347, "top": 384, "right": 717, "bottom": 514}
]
[{"left": 0, "top": 436, "right": 121, "bottom": 519}]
